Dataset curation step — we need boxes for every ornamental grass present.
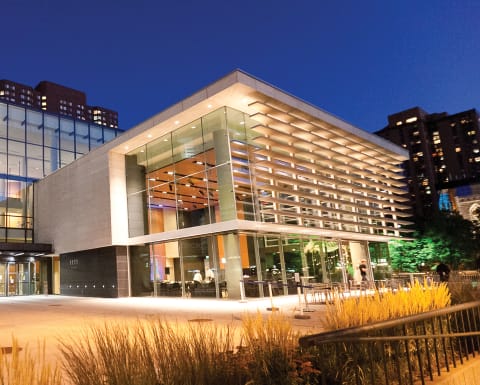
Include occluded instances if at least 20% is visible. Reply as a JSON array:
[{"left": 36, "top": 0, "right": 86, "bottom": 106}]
[
  {"left": 0, "top": 337, "right": 62, "bottom": 385},
  {"left": 58, "top": 313, "right": 315, "bottom": 385},
  {"left": 322, "top": 280, "right": 451, "bottom": 330}
]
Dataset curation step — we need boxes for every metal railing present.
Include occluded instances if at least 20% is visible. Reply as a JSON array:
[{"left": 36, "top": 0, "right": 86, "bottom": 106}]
[{"left": 299, "top": 301, "right": 480, "bottom": 385}]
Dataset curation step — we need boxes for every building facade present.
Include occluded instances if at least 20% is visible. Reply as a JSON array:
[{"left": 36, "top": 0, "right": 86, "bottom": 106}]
[
  {"left": 34, "top": 70, "right": 411, "bottom": 299},
  {"left": 0, "top": 99, "right": 123, "bottom": 297},
  {"left": 0, "top": 79, "right": 118, "bottom": 128},
  {"left": 376, "top": 107, "right": 480, "bottom": 219}
]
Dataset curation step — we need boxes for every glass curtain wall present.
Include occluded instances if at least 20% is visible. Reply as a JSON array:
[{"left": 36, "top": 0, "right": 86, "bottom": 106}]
[
  {"left": 126, "top": 106, "right": 259, "bottom": 238},
  {"left": 125, "top": 106, "right": 394, "bottom": 298},
  {"left": 0, "top": 102, "right": 120, "bottom": 243},
  {"left": 126, "top": 107, "right": 249, "bottom": 297}
]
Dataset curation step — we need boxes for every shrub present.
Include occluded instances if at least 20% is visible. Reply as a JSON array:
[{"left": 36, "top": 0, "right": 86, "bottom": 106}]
[{"left": 447, "top": 281, "right": 480, "bottom": 304}]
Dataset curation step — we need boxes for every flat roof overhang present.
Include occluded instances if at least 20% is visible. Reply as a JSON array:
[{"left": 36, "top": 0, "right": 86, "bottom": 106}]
[
  {"left": 108, "top": 69, "right": 409, "bottom": 166},
  {"left": 0, "top": 242, "right": 53, "bottom": 261},
  {"left": 126, "top": 220, "right": 413, "bottom": 246}
]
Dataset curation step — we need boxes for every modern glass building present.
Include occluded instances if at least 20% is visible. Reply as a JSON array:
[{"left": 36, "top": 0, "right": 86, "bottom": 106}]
[
  {"left": 34, "top": 70, "right": 411, "bottom": 299},
  {"left": 0, "top": 101, "right": 123, "bottom": 296}
]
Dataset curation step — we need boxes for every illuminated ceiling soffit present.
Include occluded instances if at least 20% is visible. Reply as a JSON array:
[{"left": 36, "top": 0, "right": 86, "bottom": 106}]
[{"left": 111, "top": 73, "right": 408, "bottom": 169}]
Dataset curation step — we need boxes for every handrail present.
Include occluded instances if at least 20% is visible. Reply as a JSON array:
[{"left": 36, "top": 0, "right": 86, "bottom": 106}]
[
  {"left": 298, "top": 300, "right": 480, "bottom": 385},
  {"left": 299, "top": 300, "right": 480, "bottom": 347}
]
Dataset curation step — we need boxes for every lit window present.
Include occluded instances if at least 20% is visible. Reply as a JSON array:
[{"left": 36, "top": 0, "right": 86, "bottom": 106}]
[
  {"left": 455, "top": 147, "right": 461, "bottom": 153},
  {"left": 396, "top": 121, "right": 403, "bottom": 126},
  {"left": 406, "top": 117, "right": 418, "bottom": 123}
]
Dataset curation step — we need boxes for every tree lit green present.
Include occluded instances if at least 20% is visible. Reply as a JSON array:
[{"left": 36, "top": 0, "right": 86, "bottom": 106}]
[{"left": 389, "top": 211, "right": 480, "bottom": 272}]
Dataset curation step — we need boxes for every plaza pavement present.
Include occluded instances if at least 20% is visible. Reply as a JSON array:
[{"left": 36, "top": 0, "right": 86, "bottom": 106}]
[{"left": 0, "top": 294, "right": 327, "bottom": 365}]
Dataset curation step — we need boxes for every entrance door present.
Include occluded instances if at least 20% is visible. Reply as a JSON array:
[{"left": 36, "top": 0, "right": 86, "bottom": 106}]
[
  {"left": 0, "top": 264, "right": 5, "bottom": 296},
  {"left": 7, "top": 263, "right": 17, "bottom": 296},
  {"left": 0, "top": 262, "right": 37, "bottom": 296}
]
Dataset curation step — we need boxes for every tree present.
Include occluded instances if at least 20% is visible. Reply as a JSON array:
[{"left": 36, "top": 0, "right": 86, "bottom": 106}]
[{"left": 389, "top": 211, "right": 480, "bottom": 272}]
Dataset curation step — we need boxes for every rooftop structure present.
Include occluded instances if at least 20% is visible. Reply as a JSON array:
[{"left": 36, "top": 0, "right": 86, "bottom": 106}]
[{"left": 0, "top": 79, "right": 118, "bottom": 128}]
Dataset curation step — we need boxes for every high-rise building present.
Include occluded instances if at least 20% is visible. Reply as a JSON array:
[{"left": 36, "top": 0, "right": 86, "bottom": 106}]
[
  {"left": 0, "top": 92, "right": 123, "bottom": 296},
  {"left": 376, "top": 107, "right": 480, "bottom": 219},
  {"left": 0, "top": 79, "right": 118, "bottom": 128}
]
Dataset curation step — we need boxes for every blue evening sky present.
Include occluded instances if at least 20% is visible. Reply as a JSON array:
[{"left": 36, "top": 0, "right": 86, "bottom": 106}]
[{"left": 3, "top": 0, "right": 479, "bottom": 132}]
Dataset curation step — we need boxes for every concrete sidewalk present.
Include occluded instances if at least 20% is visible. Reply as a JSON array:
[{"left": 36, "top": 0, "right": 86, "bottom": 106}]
[{"left": 0, "top": 294, "right": 326, "bottom": 364}]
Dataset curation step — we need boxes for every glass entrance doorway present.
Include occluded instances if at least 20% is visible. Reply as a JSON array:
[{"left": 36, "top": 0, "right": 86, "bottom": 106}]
[{"left": 0, "top": 262, "right": 36, "bottom": 296}]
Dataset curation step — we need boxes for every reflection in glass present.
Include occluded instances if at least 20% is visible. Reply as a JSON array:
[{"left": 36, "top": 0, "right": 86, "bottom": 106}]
[{"left": 0, "top": 101, "right": 121, "bottom": 245}]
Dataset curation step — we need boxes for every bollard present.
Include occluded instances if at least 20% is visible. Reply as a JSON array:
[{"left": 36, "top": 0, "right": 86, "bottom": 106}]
[
  {"left": 266, "top": 281, "right": 279, "bottom": 311},
  {"left": 294, "top": 284, "right": 310, "bottom": 319},
  {"left": 239, "top": 280, "right": 247, "bottom": 303}
]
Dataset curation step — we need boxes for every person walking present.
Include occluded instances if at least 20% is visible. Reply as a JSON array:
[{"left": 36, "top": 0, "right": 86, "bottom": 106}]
[
  {"left": 436, "top": 262, "right": 450, "bottom": 282},
  {"left": 359, "top": 259, "right": 368, "bottom": 281}
]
